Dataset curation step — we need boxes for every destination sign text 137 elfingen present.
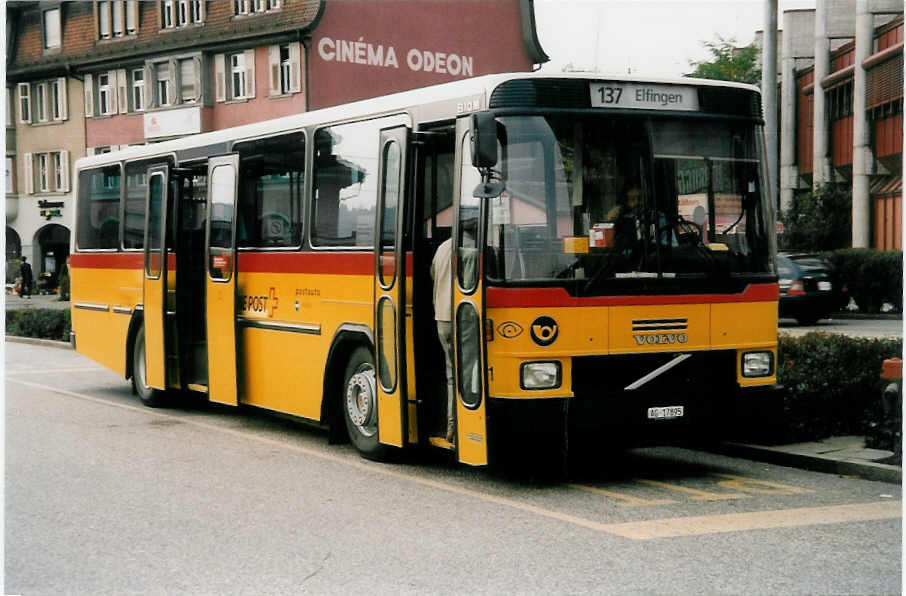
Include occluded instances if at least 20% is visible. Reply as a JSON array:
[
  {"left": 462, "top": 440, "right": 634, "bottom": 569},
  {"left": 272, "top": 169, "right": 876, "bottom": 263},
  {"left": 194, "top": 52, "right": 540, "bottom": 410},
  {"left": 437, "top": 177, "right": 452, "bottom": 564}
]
[{"left": 590, "top": 83, "right": 699, "bottom": 111}]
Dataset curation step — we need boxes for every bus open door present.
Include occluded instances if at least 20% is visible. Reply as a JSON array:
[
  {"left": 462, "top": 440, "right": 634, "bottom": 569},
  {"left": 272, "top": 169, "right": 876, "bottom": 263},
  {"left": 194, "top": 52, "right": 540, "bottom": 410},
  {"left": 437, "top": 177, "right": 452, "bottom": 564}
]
[
  {"left": 141, "top": 166, "right": 170, "bottom": 393},
  {"left": 451, "top": 116, "right": 491, "bottom": 466},
  {"left": 205, "top": 155, "right": 240, "bottom": 406},
  {"left": 372, "top": 126, "right": 409, "bottom": 448}
]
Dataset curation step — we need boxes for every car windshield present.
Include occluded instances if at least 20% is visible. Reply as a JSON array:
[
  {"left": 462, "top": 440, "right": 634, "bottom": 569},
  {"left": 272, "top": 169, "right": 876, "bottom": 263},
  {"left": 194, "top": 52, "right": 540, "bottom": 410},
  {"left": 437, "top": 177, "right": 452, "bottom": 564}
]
[{"left": 482, "top": 114, "right": 775, "bottom": 295}]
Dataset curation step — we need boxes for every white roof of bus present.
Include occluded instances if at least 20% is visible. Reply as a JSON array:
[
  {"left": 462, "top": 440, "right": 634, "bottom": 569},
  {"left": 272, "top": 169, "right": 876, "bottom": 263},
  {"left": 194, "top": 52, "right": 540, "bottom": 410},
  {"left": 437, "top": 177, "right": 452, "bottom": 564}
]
[{"left": 75, "top": 71, "right": 760, "bottom": 170}]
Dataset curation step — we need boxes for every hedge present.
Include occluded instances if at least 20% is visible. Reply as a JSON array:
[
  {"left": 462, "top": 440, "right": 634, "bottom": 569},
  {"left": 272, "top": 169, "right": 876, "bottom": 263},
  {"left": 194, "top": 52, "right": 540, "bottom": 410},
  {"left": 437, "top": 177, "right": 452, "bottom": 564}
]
[
  {"left": 774, "top": 332, "right": 902, "bottom": 453},
  {"left": 822, "top": 249, "right": 903, "bottom": 313},
  {"left": 6, "top": 309, "right": 71, "bottom": 342}
]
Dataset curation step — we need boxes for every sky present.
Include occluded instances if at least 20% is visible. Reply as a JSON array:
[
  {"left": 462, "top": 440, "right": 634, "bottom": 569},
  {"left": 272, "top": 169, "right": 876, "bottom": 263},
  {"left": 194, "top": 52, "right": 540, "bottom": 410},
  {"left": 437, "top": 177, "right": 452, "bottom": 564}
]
[{"left": 534, "top": 0, "right": 817, "bottom": 78}]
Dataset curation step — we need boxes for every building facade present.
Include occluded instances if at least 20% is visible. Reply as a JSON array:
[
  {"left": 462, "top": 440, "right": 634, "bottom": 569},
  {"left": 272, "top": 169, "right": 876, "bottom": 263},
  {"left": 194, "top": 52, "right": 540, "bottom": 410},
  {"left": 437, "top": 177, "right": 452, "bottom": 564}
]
[
  {"left": 6, "top": 0, "right": 548, "bottom": 287},
  {"left": 766, "top": 1, "right": 903, "bottom": 250}
]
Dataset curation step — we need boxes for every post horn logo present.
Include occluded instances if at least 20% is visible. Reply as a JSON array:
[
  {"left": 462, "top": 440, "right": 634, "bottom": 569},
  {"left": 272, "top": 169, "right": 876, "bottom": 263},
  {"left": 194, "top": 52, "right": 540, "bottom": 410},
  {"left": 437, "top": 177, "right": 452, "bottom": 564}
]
[{"left": 530, "top": 316, "right": 559, "bottom": 347}]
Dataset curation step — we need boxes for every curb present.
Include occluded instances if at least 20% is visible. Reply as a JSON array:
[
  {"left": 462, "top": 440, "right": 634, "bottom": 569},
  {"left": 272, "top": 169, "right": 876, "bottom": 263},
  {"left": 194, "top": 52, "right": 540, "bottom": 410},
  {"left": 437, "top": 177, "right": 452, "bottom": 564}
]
[
  {"left": 5, "top": 335, "right": 73, "bottom": 350},
  {"left": 717, "top": 442, "right": 901, "bottom": 484}
]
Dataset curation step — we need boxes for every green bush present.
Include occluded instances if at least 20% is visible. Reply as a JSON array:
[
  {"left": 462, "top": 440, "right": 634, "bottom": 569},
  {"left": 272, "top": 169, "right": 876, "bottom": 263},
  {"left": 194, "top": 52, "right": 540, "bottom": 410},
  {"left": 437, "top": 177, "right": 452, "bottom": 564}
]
[
  {"left": 6, "top": 309, "right": 71, "bottom": 341},
  {"left": 780, "top": 184, "right": 851, "bottom": 251},
  {"left": 823, "top": 249, "right": 903, "bottom": 313},
  {"left": 774, "top": 332, "right": 902, "bottom": 446}
]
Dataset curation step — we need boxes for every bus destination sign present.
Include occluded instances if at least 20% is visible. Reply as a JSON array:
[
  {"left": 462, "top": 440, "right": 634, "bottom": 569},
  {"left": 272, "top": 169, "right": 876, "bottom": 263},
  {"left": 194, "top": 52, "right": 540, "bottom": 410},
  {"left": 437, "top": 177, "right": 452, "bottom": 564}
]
[{"left": 590, "top": 83, "right": 699, "bottom": 111}]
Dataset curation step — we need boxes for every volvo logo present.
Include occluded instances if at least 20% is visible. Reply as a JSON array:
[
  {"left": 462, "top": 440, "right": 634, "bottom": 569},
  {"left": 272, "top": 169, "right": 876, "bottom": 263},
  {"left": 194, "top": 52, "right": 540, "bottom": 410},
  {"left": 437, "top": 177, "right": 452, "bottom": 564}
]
[
  {"left": 530, "top": 316, "right": 559, "bottom": 347},
  {"left": 633, "top": 333, "right": 689, "bottom": 346}
]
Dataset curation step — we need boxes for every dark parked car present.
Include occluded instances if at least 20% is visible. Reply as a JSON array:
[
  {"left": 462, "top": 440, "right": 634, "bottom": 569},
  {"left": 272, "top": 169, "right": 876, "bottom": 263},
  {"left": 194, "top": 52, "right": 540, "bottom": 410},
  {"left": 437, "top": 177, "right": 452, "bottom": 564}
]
[{"left": 777, "top": 252, "right": 837, "bottom": 325}]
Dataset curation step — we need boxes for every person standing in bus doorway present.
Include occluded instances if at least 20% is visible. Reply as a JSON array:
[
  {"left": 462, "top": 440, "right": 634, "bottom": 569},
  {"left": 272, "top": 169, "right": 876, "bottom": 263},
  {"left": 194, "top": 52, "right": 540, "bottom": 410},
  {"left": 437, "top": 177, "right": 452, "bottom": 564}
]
[
  {"left": 431, "top": 235, "right": 456, "bottom": 444},
  {"left": 18, "top": 256, "right": 33, "bottom": 299}
]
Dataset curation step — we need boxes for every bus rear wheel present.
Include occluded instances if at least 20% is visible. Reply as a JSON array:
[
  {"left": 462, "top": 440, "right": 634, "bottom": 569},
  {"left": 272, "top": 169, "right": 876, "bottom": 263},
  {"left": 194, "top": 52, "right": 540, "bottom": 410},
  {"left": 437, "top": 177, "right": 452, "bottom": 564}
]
[
  {"left": 342, "top": 346, "right": 391, "bottom": 461},
  {"left": 132, "top": 325, "right": 171, "bottom": 408}
]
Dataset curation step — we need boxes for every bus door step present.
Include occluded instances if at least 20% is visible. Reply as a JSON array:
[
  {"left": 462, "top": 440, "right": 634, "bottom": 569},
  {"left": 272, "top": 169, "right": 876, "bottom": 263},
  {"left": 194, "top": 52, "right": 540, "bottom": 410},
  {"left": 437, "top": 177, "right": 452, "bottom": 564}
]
[
  {"left": 428, "top": 436, "right": 455, "bottom": 450},
  {"left": 187, "top": 383, "right": 208, "bottom": 394}
]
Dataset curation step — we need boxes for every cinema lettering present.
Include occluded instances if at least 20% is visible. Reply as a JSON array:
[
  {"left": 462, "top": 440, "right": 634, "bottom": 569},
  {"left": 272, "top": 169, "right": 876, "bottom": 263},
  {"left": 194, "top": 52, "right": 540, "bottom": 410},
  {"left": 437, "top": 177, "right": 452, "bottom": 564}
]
[{"left": 318, "top": 37, "right": 475, "bottom": 77}]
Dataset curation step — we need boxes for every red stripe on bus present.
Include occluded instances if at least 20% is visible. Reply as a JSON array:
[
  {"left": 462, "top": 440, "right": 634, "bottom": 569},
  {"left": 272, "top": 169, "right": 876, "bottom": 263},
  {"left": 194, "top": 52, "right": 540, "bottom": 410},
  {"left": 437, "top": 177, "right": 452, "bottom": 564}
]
[
  {"left": 485, "top": 283, "right": 779, "bottom": 308},
  {"left": 238, "top": 252, "right": 374, "bottom": 274},
  {"left": 71, "top": 253, "right": 145, "bottom": 269}
]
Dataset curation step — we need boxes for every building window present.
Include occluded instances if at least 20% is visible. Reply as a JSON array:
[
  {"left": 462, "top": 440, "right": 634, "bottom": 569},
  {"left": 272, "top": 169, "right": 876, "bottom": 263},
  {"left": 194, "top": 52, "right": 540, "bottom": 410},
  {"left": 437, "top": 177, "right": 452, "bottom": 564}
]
[
  {"left": 126, "top": 0, "right": 137, "bottom": 33},
  {"left": 53, "top": 152, "right": 64, "bottom": 191},
  {"left": 156, "top": 63, "right": 170, "bottom": 106},
  {"left": 112, "top": 0, "right": 124, "bottom": 36},
  {"left": 179, "top": 59, "right": 196, "bottom": 103},
  {"left": 43, "top": 8, "right": 62, "bottom": 49},
  {"left": 98, "top": 73, "right": 113, "bottom": 114},
  {"left": 99, "top": 1, "right": 111, "bottom": 38},
  {"left": 234, "top": 0, "right": 279, "bottom": 15},
  {"left": 269, "top": 42, "right": 301, "bottom": 96},
  {"left": 162, "top": 0, "right": 175, "bottom": 28},
  {"left": 191, "top": 0, "right": 203, "bottom": 22},
  {"left": 37, "top": 154, "right": 49, "bottom": 192},
  {"left": 6, "top": 88, "right": 13, "bottom": 127},
  {"left": 35, "top": 83, "right": 47, "bottom": 123},
  {"left": 231, "top": 53, "right": 247, "bottom": 100},
  {"left": 17, "top": 83, "right": 31, "bottom": 124},
  {"left": 6, "top": 157, "right": 14, "bottom": 193},
  {"left": 51, "top": 79, "right": 64, "bottom": 120},
  {"left": 132, "top": 69, "right": 145, "bottom": 111}
]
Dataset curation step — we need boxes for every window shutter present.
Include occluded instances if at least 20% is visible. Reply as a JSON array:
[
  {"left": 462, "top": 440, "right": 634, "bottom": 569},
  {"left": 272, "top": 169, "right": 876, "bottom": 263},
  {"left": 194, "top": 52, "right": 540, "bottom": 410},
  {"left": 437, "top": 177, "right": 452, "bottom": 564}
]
[
  {"left": 289, "top": 41, "right": 301, "bottom": 93},
  {"left": 144, "top": 64, "right": 155, "bottom": 108},
  {"left": 60, "top": 150, "right": 70, "bottom": 192},
  {"left": 268, "top": 45, "right": 281, "bottom": 96},
  {"left": 23, "top": 153, "right": 33, "bottom": 195},
  {"left": 193, "top": 56, "right": 203, "bottom": 102},
  {"left": 214, "top": 53, "right": 226, "bottom": 102},
  {"left": 84, "top": 74, "right": 94, "bottom": 117},
  {"left": 57, "top": 77, "right": 68, "bottom": 120},
  {"left": 107, "top": 70, "right": 118, "bottom": 115},
  {"left": 126, "top": 1, "right": 138, "bottom": 33},
  {"left": 244, "top": 48, "right": 256, "bottom": 99},
  {"left": 198, "top": 0, "right": 206, "bottom": 23},
  {"left": 117, "top": 69, "right": 128, "bottom": 113},
  {"left": 17, "top": 83, "right": 31, "bottom": 124}
]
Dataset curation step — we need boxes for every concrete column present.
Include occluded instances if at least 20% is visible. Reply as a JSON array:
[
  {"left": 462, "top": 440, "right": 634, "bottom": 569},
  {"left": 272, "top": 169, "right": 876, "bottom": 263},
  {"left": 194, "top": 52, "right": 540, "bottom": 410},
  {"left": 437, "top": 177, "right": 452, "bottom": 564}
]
[
  {"left": 851, "top": 0, "right": 873, "bottom": 247},
  {"left": 779, "top": 11, "right": 798, "bottom": 213},
  {"left": 813, "top": 0, "right": 832, "bottom": 186},
  {"left": 762, "top": 0, "right": 779, "bottom": 211}
]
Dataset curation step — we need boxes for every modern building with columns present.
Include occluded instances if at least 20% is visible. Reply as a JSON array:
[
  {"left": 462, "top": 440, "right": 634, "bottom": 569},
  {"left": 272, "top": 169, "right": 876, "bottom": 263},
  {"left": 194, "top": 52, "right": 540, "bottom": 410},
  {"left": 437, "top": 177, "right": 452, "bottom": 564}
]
[{"left": 761, "top": 0, "right": 902, "bottom": 250}]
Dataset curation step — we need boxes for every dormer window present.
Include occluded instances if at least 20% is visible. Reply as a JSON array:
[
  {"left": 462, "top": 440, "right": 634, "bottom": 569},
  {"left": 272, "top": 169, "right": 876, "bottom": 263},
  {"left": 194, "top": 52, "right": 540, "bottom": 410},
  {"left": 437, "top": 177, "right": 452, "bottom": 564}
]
[{"left": 43, "top": 7, "right": 62, "bottom": 49}]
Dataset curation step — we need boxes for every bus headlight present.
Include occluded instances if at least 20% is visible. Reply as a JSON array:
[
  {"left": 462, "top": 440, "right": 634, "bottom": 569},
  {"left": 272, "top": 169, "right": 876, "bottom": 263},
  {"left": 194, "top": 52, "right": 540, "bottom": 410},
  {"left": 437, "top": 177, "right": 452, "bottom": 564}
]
[
  {"left": 521, "top": 361, "right": 561, "bottom": 390},
  {"left": 742, "top": 352, "right": 773, "bottom": 377}
]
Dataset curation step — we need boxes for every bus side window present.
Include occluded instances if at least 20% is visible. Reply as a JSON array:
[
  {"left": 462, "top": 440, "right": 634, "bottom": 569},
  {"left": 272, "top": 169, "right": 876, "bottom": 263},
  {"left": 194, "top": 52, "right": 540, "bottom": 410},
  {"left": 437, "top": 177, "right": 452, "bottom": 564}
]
[
  {"left": 76, "top": 164, "right": 122, "bottom": 250},
  {"left": 234, "top": 132, "right": 305, "bottom": 248}
]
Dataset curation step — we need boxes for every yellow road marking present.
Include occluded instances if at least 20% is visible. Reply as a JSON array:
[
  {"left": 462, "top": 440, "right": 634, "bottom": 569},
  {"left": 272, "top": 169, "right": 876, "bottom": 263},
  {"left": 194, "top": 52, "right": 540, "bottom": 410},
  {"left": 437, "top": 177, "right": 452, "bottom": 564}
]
[
  {"left": 569, "top": 484, "right": 676, "bottom": 507},
  {"left": 713, "top": 474, "right": 811, "bottom": 495},
  {"left": 639, "top": 479, "right": 747, "bottom": 501},
  {"left": 8, "top": 378, "right": 901, "bottom": 541},
  {"left": 604, "top": 501, "right": 902, "bottom": 540}
]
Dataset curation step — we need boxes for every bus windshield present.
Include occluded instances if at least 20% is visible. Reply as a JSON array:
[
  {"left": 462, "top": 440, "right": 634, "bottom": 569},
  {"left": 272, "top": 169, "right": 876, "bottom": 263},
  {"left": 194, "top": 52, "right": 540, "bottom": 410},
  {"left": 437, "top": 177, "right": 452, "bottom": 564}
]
[{"left": 484, "top": 114, "right": 775, "bottom": 294}]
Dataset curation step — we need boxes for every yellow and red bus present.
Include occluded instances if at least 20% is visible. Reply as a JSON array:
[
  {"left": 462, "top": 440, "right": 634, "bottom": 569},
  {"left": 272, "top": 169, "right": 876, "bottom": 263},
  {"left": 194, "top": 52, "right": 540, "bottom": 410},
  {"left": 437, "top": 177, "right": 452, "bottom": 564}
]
[{"left": 71, "top": 72, "right": 779, "bottom": 471}]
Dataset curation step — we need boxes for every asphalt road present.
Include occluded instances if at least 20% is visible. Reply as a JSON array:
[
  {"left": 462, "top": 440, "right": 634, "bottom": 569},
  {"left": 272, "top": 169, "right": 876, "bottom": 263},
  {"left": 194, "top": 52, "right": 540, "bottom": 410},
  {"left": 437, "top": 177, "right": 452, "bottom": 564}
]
[{"left": 5, "top": 342, "right": 902, "bottom": 595}]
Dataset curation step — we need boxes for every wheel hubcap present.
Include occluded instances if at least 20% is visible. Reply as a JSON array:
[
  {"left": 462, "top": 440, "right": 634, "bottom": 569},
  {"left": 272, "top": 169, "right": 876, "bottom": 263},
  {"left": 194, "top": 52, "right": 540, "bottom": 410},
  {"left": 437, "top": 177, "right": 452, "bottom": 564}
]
[{"left": 346, "top": 364, "right": 377, "bottom": 437}]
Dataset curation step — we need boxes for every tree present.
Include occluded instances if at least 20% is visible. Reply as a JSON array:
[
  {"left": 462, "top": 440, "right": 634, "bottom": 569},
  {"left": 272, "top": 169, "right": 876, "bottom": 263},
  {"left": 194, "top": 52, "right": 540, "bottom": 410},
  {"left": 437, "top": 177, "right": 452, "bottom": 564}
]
[{"left": 686, "top": 36, "right": 761, "bottom": 85}]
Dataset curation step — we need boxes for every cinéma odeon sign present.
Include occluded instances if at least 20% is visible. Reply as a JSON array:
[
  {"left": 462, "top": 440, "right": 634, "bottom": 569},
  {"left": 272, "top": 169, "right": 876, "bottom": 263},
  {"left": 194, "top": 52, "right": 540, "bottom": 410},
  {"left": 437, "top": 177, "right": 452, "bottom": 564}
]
[
  {"left": 318, "top": 37, "right": 475, "bottom": 77},
  {"left": 590, "top": 83, "right": 699, "bottom": 111}
]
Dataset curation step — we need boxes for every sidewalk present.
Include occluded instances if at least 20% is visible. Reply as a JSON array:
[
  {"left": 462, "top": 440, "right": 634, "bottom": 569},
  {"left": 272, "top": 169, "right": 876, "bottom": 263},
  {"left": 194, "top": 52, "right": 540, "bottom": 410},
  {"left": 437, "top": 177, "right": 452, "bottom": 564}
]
[
  {"left": 716, "top": 436, "right": 901, "bottom": 484},
  {"left": 4, "top": 293, "right": 70, "bottom": 310}
]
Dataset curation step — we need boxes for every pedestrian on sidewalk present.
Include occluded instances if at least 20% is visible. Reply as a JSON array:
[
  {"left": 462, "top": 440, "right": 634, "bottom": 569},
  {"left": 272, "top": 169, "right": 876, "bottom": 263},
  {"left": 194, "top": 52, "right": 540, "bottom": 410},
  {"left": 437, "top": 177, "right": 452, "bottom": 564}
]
[{"left": 18, "top": 257, "right": 33, "bottom": 299}]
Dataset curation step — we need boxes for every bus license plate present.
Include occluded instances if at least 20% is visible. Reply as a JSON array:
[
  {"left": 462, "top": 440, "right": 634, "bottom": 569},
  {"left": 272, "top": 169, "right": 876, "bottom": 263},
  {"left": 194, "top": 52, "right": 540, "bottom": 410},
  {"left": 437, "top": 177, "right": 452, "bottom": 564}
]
[{"left": 648, "top": 406, "right": 684, "bottom": 420}]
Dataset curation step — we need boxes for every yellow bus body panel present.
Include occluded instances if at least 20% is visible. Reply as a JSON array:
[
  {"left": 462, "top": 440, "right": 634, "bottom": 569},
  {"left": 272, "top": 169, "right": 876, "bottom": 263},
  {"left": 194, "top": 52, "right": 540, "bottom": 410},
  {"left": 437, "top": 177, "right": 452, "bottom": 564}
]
[
  {"left": 206, "top": 275, "right": 238, "bottom": 405},
  {"left": 70, "top": 266, "right": 141, "bottom": 376},
  {"left": 143, "top": 273, "right": 167, "bottom": 389}
]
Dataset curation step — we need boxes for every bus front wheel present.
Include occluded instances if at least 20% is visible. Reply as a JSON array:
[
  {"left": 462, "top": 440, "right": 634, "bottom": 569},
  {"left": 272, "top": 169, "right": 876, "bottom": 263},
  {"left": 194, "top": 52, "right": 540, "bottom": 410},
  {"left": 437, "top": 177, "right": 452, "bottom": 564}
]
[
  {"left": 132, "top": 326, "right": 171, "bottom": 408},
  {"left": 341, "top": 346, "right": 391, "bottom": 461}
]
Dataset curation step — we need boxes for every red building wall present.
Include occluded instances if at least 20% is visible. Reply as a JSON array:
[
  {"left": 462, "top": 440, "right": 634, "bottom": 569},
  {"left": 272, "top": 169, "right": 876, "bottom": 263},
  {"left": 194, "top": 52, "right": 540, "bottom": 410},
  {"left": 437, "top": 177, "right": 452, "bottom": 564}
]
[{"left": 308, "top": 0, "right": 535, "bottom": 110}]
